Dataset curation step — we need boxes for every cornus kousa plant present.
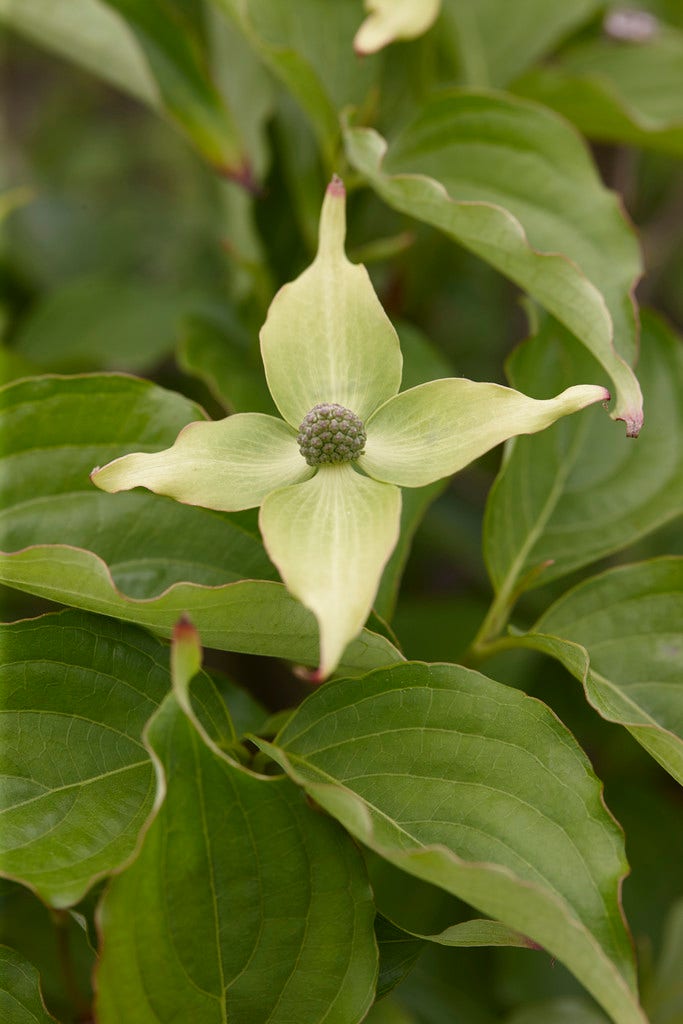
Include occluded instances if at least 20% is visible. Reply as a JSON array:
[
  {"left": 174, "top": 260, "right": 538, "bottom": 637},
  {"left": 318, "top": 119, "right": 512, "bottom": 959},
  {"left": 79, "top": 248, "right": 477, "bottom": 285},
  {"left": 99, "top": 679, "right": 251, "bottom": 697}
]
[
  {"left": 92, "top": 177, "right": 608, "bottom": 678},
  {"left": 2, "top": 5, "right": 683, "bottom": 1024}
]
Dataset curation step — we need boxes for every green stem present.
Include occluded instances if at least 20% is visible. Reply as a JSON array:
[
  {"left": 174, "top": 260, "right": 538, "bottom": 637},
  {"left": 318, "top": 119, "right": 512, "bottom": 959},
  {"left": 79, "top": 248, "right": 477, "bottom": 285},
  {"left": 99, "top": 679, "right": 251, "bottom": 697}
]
[
  {"left": 50, "top": 909, "right": 91, "bottom": 1022},
  {"left": 466, "top": 412, "right": 591, "bottom": 664},
  {"left": 464, "top": 582, "right": 518, "bottom": 665}
]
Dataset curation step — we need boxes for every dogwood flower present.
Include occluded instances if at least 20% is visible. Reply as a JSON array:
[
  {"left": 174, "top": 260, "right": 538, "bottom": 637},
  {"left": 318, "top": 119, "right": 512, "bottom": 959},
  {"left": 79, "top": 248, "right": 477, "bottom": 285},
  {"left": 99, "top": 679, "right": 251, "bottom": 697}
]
[{"left": 91, "top": 176, "right": 609, "bottom": 679}]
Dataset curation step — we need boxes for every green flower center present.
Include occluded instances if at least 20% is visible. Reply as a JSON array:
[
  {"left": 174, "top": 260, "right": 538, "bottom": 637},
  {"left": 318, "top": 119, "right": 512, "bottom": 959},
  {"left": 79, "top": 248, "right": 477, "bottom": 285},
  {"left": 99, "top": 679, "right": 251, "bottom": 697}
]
[{"left": 297, "top": 403, "right": 366, "bottom": 466}]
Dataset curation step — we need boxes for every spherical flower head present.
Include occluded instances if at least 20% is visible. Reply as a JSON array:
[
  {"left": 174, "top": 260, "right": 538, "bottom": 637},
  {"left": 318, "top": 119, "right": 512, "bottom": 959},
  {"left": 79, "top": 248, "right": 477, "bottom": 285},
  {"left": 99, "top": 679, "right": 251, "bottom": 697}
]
[{"left": 297, "top": 403, "right": 366, "bottom": 466}]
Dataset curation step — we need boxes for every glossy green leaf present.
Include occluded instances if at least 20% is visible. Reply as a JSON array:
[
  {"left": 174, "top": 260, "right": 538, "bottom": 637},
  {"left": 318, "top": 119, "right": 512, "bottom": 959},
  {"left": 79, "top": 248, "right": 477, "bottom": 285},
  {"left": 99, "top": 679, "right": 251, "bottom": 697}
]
[
  {"left": 177, "top": 313, "right": 275, "bottom": 414},
  {"left": 93, "top": 412, "right": 313, "bottom": 511},
  {"left": 208, "top": 669, "right": 268, "bottom": 737},
  {"left": 0, "top": 882, "right": 95, "bottom": 1023},
  {"left": 375, "top": 910, "right": 533, "bottom": 1002},
  {"left": 0, "top": 374, "right": 276, "bottom": 595},
  {"left": 425, "top": 919, "right": 536, "bottom": 948},
  {"left": 260, "top": 462, "right": 402, "bottom": 678},
  {"left": 354, "top": 0, "right": 441, "bottom": 55},
  {"left": 345, "top": 91, "right": 644, "bottom": 435},
  {"left": 13, "top": 276, "right": 196, "bottom": 374},
  {"left": 260, "top": 179, "right": 403, "bottom": 429},
  {"left": 396, "top": 320, "right": 454, "bottom": 393},
  {"left": 515, "top": 558, "right": 683, "bottom": 785},
  {"left": 0, "top": 611, "right": 174, "bottom": 906},
  {"left": 96, "top": 693, "right": 378, "bottom": 1024},
  {"left": 644, "top": 898, "right": 683, "bottom": 1024},
  {"left": 0, "top": 0, "right": 158, "bottom": 105},
  {"left": 364, "top": 999, "right": 418, "bottom": 1024},
  {"left": 167, "top": 614, "right": 239, "bottom": 758},
  {"left": 215, "top": 0, "right": 379, "bottom": 161},
  {"left": 373, "top": 321, "right": 454, "bottom": 622},
  {"left": 442, "top": 0, "right": 601, "bottom": 87},
  {"left": 0, "top": 348, "right": 37, "bottom": 387},
  {"left": 360, "top": 379, "right": 608, "bottom": 487},
  {"left": 506, "top": 998, "right": 609, "bottom": 1024},
  {"left": 261, "top": 663, "right": 646, "bottom": 1024},
  {"left": 0, "top": 946, "right": 58, "bottom": 1024},
  {"left": 374, "top": 915, "right": 424, "bottom": 1000},
  {"left": 375, "top": 480, "right": 446, "bottom": 623},
  {"left": 206, "top": 2, "right": 275, "bottom": 181},
  {"left": 0, "top": 545, "right": 403, "bottom": 677},
  {"left": 99, "top": 0, "right": 249, "bottom": 178},
  {"left": 514, "top": 28, "right": 683, "bottom": 156},
  {"left": 484, "top": 311, "right": 683, "bottom": 595}
]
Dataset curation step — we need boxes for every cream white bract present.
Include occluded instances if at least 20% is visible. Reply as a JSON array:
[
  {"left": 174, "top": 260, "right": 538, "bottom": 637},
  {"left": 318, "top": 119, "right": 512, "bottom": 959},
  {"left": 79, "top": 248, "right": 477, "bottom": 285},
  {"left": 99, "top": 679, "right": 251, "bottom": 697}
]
[{"left": 92, "top": 177, "right": 609, "bottom": 678}]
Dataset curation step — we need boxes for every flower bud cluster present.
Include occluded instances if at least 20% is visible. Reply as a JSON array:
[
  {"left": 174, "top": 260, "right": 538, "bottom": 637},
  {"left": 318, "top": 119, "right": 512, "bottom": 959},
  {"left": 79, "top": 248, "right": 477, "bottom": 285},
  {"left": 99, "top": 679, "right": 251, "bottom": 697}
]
[{"left": 297, "top": 403, "right": 366, "bottom": 466}]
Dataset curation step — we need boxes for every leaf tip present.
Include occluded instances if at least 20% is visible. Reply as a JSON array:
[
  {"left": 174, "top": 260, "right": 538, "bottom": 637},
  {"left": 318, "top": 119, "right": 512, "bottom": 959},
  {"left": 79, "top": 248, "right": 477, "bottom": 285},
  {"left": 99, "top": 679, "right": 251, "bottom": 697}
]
[
  {"left": 293, "top": 664, "right": 327, "bottom": 686},
  {"left": 318, "top": 177, "right": 347, "bottom": 259},
  {"left": 173, "top": 613, "right": 198, "bottom": 644},
  {"left": 619, "top": 408, "right": 644, "bottom": 438},
  {"left": 217, "top": 159, "right": 261, "bottom": 196},
  {"left": 171, "top": 614, "right": 202, "bottom": 695},
  {"left": 327, "top": 174, "right": 346, "bottom": 198}
]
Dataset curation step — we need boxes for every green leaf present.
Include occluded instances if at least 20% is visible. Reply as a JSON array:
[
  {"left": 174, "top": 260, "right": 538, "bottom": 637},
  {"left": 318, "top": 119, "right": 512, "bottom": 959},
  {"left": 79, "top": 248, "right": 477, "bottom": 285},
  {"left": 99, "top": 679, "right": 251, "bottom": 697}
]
[
  {"left": 0, "top": 0, "right": 158, "bottom": 106},
  {"left": 425, "top": 919, "right": 537, "bottom": 948},
  {"left": 0, "top": 374, "right": 276, "bottom": 595},
  {"left": 374, "top": 909, "right": 534, "bottom": 1003},
  {"left": 345, "top": 91, "right": 644, "bottom": 435},
  {"left": 260, "top": 179, "right": 403, "bottom": 429},
  {"left": 206, "top": 2, "right": 275, "bottom": 181},
  {"left": 644, "top": 898, "right": 683, "bottom": 1024},
  {"left": 442, "top": 0, "right": 601, "bottom": 88},
  {"left": 209, "top": 669, "right": 268, "bottom": 736},
  {"left": 373, "top": 321, "right": 453, "bottom": 623},
  {"left": 0, "top": 545, "right": 403, "bottom": 677},
  {"left": 99, "top": 0, "right": 250, "bottom": 178},
  {"left": 514, "top": 558, "right": 683, "bottom": 785},
  {"left": 484, "top": 311, "right": 683, "bottom": 595},
  {"left": 260, "top": 462, "right": 402, "bottom": 679},
  {"left": 215, "top": 0, "right": 379, "bottom": 163},
  {"left": 0, "top": 347, "right": 37, "bottom": 387},
  {"left": 375, "top": 480, "right": 446, "bottom": 623},
  {"left": 93, "top": 412, "right": 313, "bottom": 511},
  {"left": 359, "top": 378, "right": 608, "bottom": 487},
  {"left": 0, "top": 610, "right": 174, "bottom": 906},
  {"left": 0, "top": 882, "right": 94, "bottom": 1023},
  {"left": 177, "top": 313, "right": 276, "bottom": 414},
  {"left": 0, "top": 946, "right": 59, "bottom": 1024},
  {"left": 396, "top": 319, "right": 454, "bottom": 392},
  {"left": 364, "top": 999, "right": 419, "bottom": 1024},
  {"left": 168, "top": 613, "right": 239, "bottom": 756},
  {"left": 96, "top": 693, "right": 378, "bottom": 1024},
  {"left": 505, "top": 998, "right": 609, "bottom": 1024},
  {"left": 260, "top": 663, "right": 646, "bottom": 1024},
  {"left": 514, "top": 28, "right": 683, "bottom": 156},
  {"left": 375, "top": 915, "right": 424, "bottom": 1000},
  {"left": 354, "top": 0, "right": 441, "bottom": 55},
  {"left": 12, "top": 276, "right": 196, "bottom": 374}
]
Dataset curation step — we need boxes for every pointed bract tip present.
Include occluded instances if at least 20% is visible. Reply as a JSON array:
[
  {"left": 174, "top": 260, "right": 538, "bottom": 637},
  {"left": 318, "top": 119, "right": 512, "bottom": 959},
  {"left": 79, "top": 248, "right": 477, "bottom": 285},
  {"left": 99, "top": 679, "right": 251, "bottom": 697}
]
[
  {"left": 621, "top": 409, "right": 643, "bottom": 438},
  {"left": 327, "top": 174, "right": 345, "bottom": 198},
  {"left": 173, "top": 613, "right": 198, "bottom": 644},
  {"left": 293, "top": 664, "right": 327, "bottom": 685}
]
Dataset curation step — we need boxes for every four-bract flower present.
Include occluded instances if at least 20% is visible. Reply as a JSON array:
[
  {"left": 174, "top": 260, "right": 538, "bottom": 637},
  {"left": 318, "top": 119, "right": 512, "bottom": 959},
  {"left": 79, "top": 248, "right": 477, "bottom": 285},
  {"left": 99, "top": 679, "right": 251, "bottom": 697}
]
[{"left": 91, "top": 176, "right": 609, "bottom": 679}]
